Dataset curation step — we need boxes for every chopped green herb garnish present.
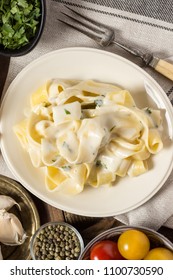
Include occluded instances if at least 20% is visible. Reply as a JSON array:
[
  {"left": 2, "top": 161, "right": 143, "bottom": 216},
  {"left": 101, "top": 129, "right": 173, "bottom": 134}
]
[
  {"left": 96, "top": 160, "right": 107, "bottom": 169},
  {"left": 62, "top": 141, "right": 72, "bottom": 152},
  {"left": 145, "top": 107, "right": 152, "bottom": 114},
  {"left": 102, "top": 163, "right": 107, "bottom": 169},
  {"left": 43, "top": 102, "right": 50, "bottom": 107},
  {"left": 94, "top": 99, "right": 103, "bottom": 107},
  {"left": 110, "top": 125, "right": 116, "bottom": 132},
  {"left": 0, "top": 0, "right": 41, "bottom": 50},
  {"left": 64, "top": 109, "right": 71, "bottom": 115},
  {"left": 61, "top": 165, "right": 72, "bottom": 171},
  {"left": 96, "top": 160, "right": 102, "bottom": 167}
]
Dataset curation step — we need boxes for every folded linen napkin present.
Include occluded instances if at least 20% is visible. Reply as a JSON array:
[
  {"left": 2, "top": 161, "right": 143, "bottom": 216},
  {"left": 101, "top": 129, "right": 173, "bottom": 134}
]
[
  {"left": 115, "top": 172, "right": 173, "bottom": 231},
  {"left": 1, "top": 0, "right": 173, "bottom": 230}
]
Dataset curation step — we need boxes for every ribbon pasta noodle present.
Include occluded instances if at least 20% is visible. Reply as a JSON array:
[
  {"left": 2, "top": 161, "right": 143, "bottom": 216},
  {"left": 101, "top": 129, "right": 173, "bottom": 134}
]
[{"left": 13, "top": 79, "right": 163, "bottom": 194}]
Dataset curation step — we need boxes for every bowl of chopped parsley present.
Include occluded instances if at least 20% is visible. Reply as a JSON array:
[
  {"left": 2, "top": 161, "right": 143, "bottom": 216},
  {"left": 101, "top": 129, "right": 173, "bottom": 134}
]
[{"left": 0, "top": 0, "right": 46, "bottom": 56}]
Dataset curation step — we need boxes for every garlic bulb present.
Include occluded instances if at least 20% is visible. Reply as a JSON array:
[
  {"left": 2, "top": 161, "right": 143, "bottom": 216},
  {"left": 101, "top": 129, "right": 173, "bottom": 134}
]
[
  {"left": 0, "top": 195, "right": 20, "bottom": 211},
  {"left": 0, "top": 246, "right": 3, "bottom": 260},
  {"left": 0, "top": 209, "right": 26, "bottom": 245}
]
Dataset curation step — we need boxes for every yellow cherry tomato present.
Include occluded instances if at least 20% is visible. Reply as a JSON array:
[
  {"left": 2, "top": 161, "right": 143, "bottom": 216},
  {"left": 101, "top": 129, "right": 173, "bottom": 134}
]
[
  {"left": 117, "top": 229, "right": 150, "bottom": 260},
  {"left": 144, "top": 247, "right": 173, "bottom": 260}
]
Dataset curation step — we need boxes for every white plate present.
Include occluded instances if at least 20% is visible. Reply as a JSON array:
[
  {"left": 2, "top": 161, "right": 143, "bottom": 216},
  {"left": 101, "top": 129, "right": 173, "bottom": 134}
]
[{"left": 1, "top": 47, "right": 173, "bottom": 217}]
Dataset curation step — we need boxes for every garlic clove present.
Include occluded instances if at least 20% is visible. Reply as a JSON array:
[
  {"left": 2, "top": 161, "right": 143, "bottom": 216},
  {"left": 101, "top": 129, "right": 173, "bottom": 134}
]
[
  {"left": 0, "top": 209, "right": 27, "bottom": 245},
  {"left": 0, "top": 245, "right": 3, "bottom": 260},
  {"left": 0, "top": 195, "right": 21, "bottom": 211}
]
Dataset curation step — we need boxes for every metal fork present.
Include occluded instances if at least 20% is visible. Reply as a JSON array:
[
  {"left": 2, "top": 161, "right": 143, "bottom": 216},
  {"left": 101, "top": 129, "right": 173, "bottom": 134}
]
[{"left": 59, "top": 6, "right": 173, "bottom": 81}]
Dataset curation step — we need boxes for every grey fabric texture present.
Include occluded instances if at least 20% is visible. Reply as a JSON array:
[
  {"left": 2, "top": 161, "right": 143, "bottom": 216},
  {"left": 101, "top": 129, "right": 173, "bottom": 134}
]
[
  {"left": 55, "top": 0, "right": 173, "bottom": 23},
  {"left": 81, "top": 0, "right": 173, "bottom": 23}
]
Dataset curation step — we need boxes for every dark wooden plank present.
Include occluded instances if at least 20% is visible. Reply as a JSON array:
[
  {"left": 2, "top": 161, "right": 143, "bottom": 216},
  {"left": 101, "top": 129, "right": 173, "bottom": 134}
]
[
  {"left": 30, "top": 194, "right": 65, "bottom": 225},
  {"left": 0, "top": 55, "right": 10, "bottom": 99},
  {"left": 33, "top": 198, "right": 173, "bottom": 244},
  {"left": 30, "top": 193, "right": 173, "bottom": 246},
  {"left": 158, "top": 226, "right": 173, "bottom": 243}
]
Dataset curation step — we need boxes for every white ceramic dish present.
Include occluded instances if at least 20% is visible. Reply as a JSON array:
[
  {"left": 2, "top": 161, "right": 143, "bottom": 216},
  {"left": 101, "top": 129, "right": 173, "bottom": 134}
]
[{"left": 1, "top": 47, "right": 173, "bottom": 217}]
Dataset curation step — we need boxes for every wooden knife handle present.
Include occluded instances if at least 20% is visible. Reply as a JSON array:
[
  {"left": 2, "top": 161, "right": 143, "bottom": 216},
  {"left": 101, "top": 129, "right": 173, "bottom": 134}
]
[{"left": 154, "top": 59, "right": 173, "bottom": 81}]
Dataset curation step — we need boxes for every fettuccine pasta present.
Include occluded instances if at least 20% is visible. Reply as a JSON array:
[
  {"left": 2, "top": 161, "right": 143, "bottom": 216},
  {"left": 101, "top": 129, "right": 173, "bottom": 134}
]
[{"left": 13, "top": 79, "right": 163, "bottom": 194}]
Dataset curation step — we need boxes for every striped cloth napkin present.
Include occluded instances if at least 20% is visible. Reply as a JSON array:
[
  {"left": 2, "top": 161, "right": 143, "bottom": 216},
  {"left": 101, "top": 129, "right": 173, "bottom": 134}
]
[{"left": 1, "top": 0, "right": 173, "bottom": 230}]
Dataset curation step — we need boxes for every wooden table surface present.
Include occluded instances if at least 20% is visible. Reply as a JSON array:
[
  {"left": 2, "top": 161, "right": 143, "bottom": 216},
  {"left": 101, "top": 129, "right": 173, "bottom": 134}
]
[
  {"left": 1, "top": 56, "right": 173, "bottom": 247},
  {"left": 0, "top": 55, "right": 10, "bottom": 99},
  {"left": 31, "top": 194, "right": 173, "bottom": 246}
]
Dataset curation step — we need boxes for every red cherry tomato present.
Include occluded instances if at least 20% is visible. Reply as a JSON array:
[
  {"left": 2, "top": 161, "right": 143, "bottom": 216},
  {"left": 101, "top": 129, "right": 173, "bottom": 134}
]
[{"left": 90, "top": 240, "right": 124, "bottom": 260}]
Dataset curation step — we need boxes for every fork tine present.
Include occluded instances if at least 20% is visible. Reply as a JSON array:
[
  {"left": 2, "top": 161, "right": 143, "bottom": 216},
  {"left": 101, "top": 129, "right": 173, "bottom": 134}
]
[
  {"left": 61, "top": 11, "right": 101, "bottom": 34},
  {"left": 58, "top": 19, "right": 100, "bottom": 42},
  {"left": 58, "top": 18, "right": 102, "bottom": 42},
  {"left": 60, "top": 5, "right": 115, "bottom": 46},
  {"left": 60, "top": 5, "right": 149, "bottom": 59},
  {"left": 63, "top": 5, "right": 105, "bottom": 32}
]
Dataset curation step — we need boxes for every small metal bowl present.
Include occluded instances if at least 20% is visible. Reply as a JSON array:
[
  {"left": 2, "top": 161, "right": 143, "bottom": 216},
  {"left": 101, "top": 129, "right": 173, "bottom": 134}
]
[
  {"left": 0, "top": 0, "right": 46, "bottom": 57},
  {"left": 30, "top": 221, "right": 84, "bottom": 260},
  {"left": 79, "top": 225, "right": 173, "bottom": 260},
  {"left": 0, "top": 175, "right": 40, "bottom": 260}
]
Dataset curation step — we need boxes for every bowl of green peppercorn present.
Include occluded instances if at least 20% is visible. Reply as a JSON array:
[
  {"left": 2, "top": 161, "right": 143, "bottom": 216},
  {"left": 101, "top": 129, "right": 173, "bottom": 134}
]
[
  {"left": 0, "top": 0, "right": 46, "bottom": 57},
  {"left": 30, "top": 222, "right": 84, "bottom": 260}
]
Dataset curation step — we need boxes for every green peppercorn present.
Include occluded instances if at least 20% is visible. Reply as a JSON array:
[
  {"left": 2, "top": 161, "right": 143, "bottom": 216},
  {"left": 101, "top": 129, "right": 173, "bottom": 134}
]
[
  {"left": 33, "top": 223, "right": 82, "bottom": 260},
  {"left": 55, "top": 256, "right": 62, "bottom": 260},
  {"left": 74, "top": 247, "right": 80, "bottom": 253}
]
